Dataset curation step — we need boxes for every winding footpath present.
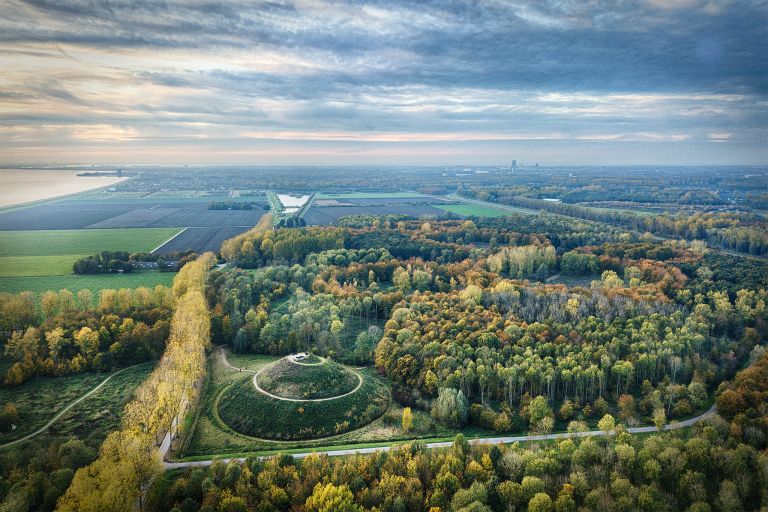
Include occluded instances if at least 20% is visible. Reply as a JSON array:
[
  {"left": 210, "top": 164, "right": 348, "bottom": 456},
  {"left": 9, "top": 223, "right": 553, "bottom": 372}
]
[
  {"left": 0, "top": 362, "right": 152, "bottom": 450},
  {"left": 166, "top": 349, "right": 718, "bottom": 470},
  {"left": 218, "top": 347, "right": 364, "bottom": 403}
]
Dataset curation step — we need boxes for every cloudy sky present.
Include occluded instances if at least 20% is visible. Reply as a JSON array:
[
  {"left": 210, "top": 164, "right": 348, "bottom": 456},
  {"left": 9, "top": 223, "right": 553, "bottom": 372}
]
[{"left": 1, "top": 0, "right": 766, "bottom": 165}]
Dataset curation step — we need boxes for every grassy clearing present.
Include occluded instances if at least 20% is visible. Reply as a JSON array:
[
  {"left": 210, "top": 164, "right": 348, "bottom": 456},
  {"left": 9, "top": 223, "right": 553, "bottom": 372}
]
[
  {"left": 0, "top": 363, "right": 154, "bottom": 446},
  {"left": 257, "top": 358, "right": 359, "bottom": 399},
  {"left": 0, "top": 228, "right": 180, "bottom": 257},
  {"left": 316, "top": 192, "right": 426, "bottom": 199},
  {"left": 0, "top": 272, "right": 175, "bottom": 298},
  {"left": 435, "top": 204, "right": 511, "bottom": 217}
]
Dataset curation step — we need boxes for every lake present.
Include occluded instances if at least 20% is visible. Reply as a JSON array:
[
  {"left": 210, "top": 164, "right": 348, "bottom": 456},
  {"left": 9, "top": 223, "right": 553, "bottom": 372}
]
[{"left": 0, "top": 169, "right": 128, "bottom": 207}]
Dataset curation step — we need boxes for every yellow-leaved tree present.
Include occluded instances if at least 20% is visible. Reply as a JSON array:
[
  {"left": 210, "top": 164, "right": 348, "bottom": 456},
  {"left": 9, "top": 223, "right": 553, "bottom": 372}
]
[{"left": 57, "top": 252, "right": 216, "bottom": 512}]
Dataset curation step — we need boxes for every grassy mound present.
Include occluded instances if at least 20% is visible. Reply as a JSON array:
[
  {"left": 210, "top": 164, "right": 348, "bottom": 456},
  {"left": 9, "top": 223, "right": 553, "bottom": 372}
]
[
  {"left": 218, "top": 371, "right": 390, "bottom": 440},
  {"left": 256, "top": 358, "right": 359, "bottom": 400}
]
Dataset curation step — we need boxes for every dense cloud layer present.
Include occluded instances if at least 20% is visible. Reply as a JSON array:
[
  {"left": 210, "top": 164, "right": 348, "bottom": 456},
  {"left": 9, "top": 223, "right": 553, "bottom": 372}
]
[{"left": 1, "top": 0, "right": 766, "bottom": 164}]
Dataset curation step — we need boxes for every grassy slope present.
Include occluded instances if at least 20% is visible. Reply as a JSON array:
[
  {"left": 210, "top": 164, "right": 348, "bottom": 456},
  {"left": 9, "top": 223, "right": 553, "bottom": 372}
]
[
  {"left": 257, "top": 359, "right": 359, "bottom": 399},
  {"left": 218, "top": 373, "right": 389, "bottom": 441}
]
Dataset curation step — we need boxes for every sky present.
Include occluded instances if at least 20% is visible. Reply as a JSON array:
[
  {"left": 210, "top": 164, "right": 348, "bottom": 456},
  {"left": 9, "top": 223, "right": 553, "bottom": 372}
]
[{"left": 0, "top": 0, "right": 766, "bottom": 166}]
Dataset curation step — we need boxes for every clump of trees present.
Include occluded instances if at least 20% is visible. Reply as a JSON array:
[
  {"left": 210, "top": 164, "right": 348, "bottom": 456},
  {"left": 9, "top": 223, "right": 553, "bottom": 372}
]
[
  {"left": 2, "top": 286, "right": 174, "bottom": 385},
  {"left": 220, "top": 214, "right": 346, "bottom": 267},
  {"left": 73, "top": 250, "right": 196, "bottom": 274}
]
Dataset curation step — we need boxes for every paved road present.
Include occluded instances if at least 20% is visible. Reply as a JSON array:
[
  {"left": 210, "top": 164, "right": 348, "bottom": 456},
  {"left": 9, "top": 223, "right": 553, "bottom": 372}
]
[
  {"left": 0, "top": 362, "right": 152, "bottom": 450},
  {"left": 165, "top": 404, "right": 716, "bottom": 470}
]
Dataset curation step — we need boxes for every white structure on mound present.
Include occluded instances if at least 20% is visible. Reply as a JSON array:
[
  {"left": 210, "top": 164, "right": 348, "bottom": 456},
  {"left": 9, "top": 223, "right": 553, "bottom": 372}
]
[{"left": 291, "top": 352, "right": 310, "bottom": 361}]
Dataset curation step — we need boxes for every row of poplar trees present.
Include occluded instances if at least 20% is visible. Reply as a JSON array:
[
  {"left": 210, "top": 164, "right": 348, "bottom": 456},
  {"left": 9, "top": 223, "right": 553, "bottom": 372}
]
[{"left": 56, "top": 252, "right": 216, "bottom": 512}]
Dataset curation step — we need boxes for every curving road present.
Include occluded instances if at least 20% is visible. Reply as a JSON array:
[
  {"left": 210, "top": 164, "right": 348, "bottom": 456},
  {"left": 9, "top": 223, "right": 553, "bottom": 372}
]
[
  {"left": 164, "top": 404, "right": 717, "bottom": 470},
  {"left": 0, "top": 362, "right": 153, "bottom": 450}
]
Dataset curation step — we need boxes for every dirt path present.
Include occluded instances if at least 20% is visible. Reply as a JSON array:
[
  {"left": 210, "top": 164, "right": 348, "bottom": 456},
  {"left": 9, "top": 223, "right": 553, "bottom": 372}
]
[
  {"left": 219, "top": 347, "right": 364, "bottom": 403},
  {"left": 0, "top": 362, "right": 152, "bottom": 450}
]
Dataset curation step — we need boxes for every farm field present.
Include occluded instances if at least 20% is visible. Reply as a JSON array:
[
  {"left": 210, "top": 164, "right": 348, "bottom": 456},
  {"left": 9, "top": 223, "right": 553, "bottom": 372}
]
[
  {"left": 0, "top": 272, "right": 175, "bottom": 297},
  {"left": 304, "top": 204, "right": 447, "bottom": 225},
  {"left": 434, "top": 203, "right": 511, "bottom": 217},
  {"left": 0, "top": 255, "right": 89, "bottom": 277},
  {"left": 152, "top": 226, "right": 250, "bottom": 254},
  {"left": 0, "top": 363, "right": 154, "bottom": 446},
  {"left": 0, "top": 228, "right": 180, "bottom": 257},
  {"left": 0, "top": 196, "right": 266, "bottom": 253},
  {"left": 86, "top": 208, "right": 264, "bottom": 229},
  {"left": 0, "top": 228, "right": 180, "bottom": 280}
]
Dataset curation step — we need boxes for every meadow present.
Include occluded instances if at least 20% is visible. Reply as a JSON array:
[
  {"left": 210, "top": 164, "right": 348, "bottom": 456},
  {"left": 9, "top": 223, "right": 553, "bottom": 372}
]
[
  {"left": 0, "top": 363, "right": 154, "bottom": 446},
  {"left": 256, "top": 358, "right": 360, "bottom": 399}
]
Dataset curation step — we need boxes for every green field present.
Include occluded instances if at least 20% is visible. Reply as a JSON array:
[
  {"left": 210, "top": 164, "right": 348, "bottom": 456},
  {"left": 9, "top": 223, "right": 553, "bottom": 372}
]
[
  {"left": 316, "top": 192, "right": 427, "bottom": 199},
  {"left": 0, "top": 255, "right": 90, "bottom": 277},
  {"left": 0, "top": 272, "right": 175, "bottom": 297},
  {"left": 0, "top": 228, "right": 180, "bottom": 257},
  {"left": 0, "top": 228, "right": 180, "bottom": 280},
  {"left": 435, "top": 204, "right": 511, "bottom": 217},
  {"left": 0, "top": 363, "right": 154, "bottom": 446}
]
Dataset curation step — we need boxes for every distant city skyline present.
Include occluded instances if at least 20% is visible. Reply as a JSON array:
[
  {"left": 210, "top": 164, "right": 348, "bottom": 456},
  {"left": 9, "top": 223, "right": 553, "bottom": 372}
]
[{"left": 1, "top": 0, "right": 766, "bottom": 165}]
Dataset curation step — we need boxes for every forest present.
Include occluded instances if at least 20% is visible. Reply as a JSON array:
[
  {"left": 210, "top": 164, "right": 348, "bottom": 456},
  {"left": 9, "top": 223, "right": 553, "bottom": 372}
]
[
  {"left": 0, "top": 171, "right": 766, "bottom": 511},
  {"left": 151, "top": 348, "right": 768, "bottom": 511}
]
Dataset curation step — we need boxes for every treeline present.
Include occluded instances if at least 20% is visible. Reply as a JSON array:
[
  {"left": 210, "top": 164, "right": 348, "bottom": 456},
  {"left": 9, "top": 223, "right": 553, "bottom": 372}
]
[
  {"left": 1, "top": 286, "right": 174, "bottom": 385},
  {"left": 220, "top": 214, "right": 345, "bottom": 266},
  {"left": 459, "top": 190, "right": 768, "bottom": 255},
  {"left": 73, "top": 250, "right": 196, "bottom": 274},
  {"left": 57, "top": 252, "right": 215, "bottom": 512},
  {"left": 208, "top": 200, "right": 268, "bottom": 210},
  {"left": 151, "top": 349, "right": 768, "bottom": 512}
]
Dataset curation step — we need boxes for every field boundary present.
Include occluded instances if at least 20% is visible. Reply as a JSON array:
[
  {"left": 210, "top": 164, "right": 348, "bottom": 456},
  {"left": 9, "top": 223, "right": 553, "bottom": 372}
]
[
  {"left": 0, "top": 361, "right": 154, "bottom": 450},
  {"left": 151, "top": 227, "right": 188, "bottom": 253}
]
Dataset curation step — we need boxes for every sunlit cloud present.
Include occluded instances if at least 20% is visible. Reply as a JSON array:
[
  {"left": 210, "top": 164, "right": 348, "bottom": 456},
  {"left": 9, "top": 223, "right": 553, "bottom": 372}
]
[{"left": 0, "top": 0, "right": 765, "bottom": 164}]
